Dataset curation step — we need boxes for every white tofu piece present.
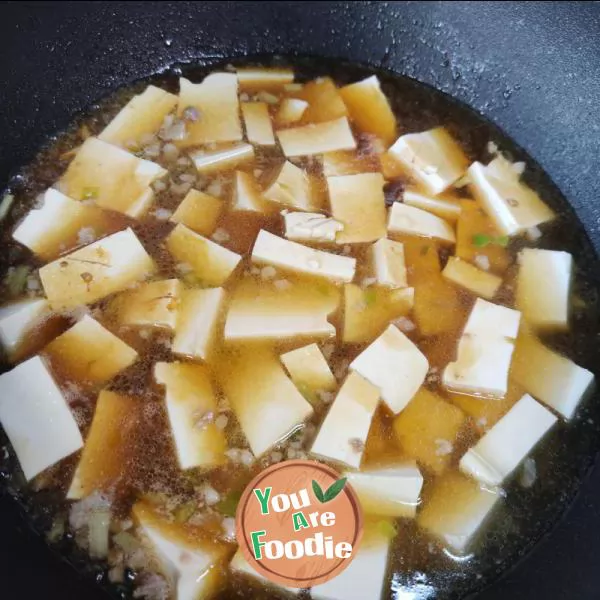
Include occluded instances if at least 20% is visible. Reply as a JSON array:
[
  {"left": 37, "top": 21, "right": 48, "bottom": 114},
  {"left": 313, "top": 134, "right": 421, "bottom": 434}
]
[
  {"left": 133, "top": 501, "right": 229, "bottom": 600},
  {"left": 277, "top": 117, "right": 357, "bottom": 157},
  {"left": 467, "top": 160, "right": 555, "bottom": 236},
  {"left": 177, "top": 74, "right": 243, "bottom": 147},
  {"left": 237, "top": 67, "right": 294, "bottom": 90},
  {"left": 44, "top": 315, "right": 138, "bottom": 385},
  {"left": 463, "top": 298, "right": 521, "bottom": 339},
  {"left": 387, "top": 127, "right": 469, "bottom": 195},
  {"left": 170, "top": 189, "right": 223, "bottom": 236},
  {"left": 263, "top": 161, "right": 315, "bottom": 211},
  {"left": 39, "top": 227, "right": 155, "bottom": 310},
  {"left": 344, "top": 463, "right": 423, "bottom": 518},
  {"left": 251, "top": 230, "right": 356, "bottom": 283},
  {"left": 98, "top": 85, "right": 178, "bottom": 148},
  {"left": 418, "top": 472, "right": 500, "bottom": 553},
  {"left": 155, "top": 362, "right": 227, "bottom": 470},
  {"left": 67, "top": 390, "right": 138, "bottom": 499},
  {"left": 442, "top": 256, "right": 502, "bottom": 299},
  {"left": 224, "top": 278, "right": 337, "bottom": 341},
  {"left": 328, "top": 173, "right": 387, "bottom": 244},
  {"left": 403, "top": 189, "right": 462, "bottom": 223},
  {"left": 281, "top": 343, "right": 337, "bottom": 394},
  {"left": 322, "top": 150, "right": 380, "bottom": 176},
  {"left": 442, "top": 334, "right": 516, "bottom": 399},
  {"left": 165, "top": 224, "right": 241, "bottom": 286},
  {"left": 172, "top": 288, "right": 225, "bottom": 361},
  {"left": 12, "top": 188, "right": 113, "bottom": 261},
  {"left": 114, "top": 279, "right": 182, "bottom": 329},
  {"left": 388, "top": 202, "right": 455, "bottom": 244},
  {"left": 0, "top": 299, "right": 50, "bottom": 361},
  {"left": 232, "top": 170, "right": 274, "bottom": 214},
  {"left": 369, "top": 238, "right": 407, "bottom": 288},
  {"left": 283, "top": 211, "right": 343, "bottom": 242},
  {"left": 516, "top": 248, "right": 572, "bottom": 330},
  {"left": 310, "top": 372, "right": 380, "bottom": 468},
  {"left": 512, "top": 331, "right": 594, "bottom": 419},
  {"left": 241, "top": 102, "right": 276, "bottom": 145},
  {"left": 443, "top": 300, "right": 521, "bottom": 399},
  {"left": 219, "top": 347, "right": 313, "bottom": 456},
  {"left": 339, "top": 75, "right": 397, "bottom": 146},
  {"left": 189, "top": 143, "right": 255, "bottom": 173},
  {"left": 275, "top": 98, "right": 308, "bottom": 127},
  {"left": 460, "top": 394, "right": 557, "bottom": 486},
  {"left": 58, "top": 137, "right": 166, "bottom": 218},
  {"left": 350, "top": 325, "right": 429, "bottom": 414},
  {"left": 0, "top": 356, "right": 83, "bottom": 480},
  {"left": 311, "top": 523, "right": 391, "bottom": 600},
  {"left": 230, "top": 549, "right": 299, "bottom": 595}
]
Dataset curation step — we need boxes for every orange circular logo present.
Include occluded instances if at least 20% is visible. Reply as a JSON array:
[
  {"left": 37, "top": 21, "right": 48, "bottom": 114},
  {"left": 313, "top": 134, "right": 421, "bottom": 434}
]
[{"left": 235, "top": 460, "right": 363, "bottom": 588}]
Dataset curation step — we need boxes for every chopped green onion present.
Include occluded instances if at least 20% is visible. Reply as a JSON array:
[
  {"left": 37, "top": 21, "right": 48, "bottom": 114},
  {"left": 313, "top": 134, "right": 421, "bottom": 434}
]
[
  {"left": 472, "top": 233, "right": 492, "bottom": 248},
  {"left": 0, "top": 193, "right": 15, "bottom": 222},
  {"left": 377, "top": 519, "right": 397, "bottom": 540},
  {"left": 215, "top": 490, "right": 242, "bottom": 517},
  {"left": 81, "top": 186, "right": 99, "bottom": 200},
  {"left": 5, "top": 265, "right": 31, "bottom": 297},
  {"left": 173, "top": 500, "right": 197, "bottom": 523},
  {"left": 495, "top": 235, "right": 510, "bottom": 247},
  {"left": 364, "top": 288, "right": 377, "bottom": 307}
]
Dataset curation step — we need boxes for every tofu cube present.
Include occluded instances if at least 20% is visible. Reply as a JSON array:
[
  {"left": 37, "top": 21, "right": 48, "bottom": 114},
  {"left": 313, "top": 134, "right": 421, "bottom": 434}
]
[
  {"left": 310, "top": 372, "right": 380, "bottom": 469},
  {"left": 516, "top": 248, "right": 572, "bottom": 330},
  {"left": 275, "top": 98, "right": 308, "bottom": 127},
  {"left": 369, "top": 238, "right": 407, "bottom": 288},
  {"left": 58, "top": 137, "right": 166, "bottom": 218},
  {"left": 98, "top": 85, "right": 178, "bottom": 148},
  {"left": 39, "top": 227, "right": 155, "bottom": 309},
  {"left": 44, "top": 315, "right": 138, "bottom": 385},
  {"left": 133, "top": 501, "right": 229, "bottom": 600},
  {"left": 170, "top": 189, "right": 224, "bottom": 236},
  {"left": 463, "top": 298, "right": 521, "bottom": 339},
  {"left": 165, "top": 224, "right": 241, "bottom": 286},
  {"left": 460, "top": 394, "right": 557, "bottom": 487},
  {"left": 403, "top": 189, "right": 462, "bottom": 223},
  {"left": 328, "top": 173, "right": 387, "bottom": 244},
  {"left": 393, "top": 388, "right": 465, "bottom": 474},
  {"left": 277, "top": 117, "right": 356, "bottom": 157},
  {"left": 189, "top": 143, "right": 254, "bottom": 173},
  {"left": 251, "top": 230, "right": 356, "bottom": 283},
  {"left": 218, "top": 347, "right": 313, "bottom": 456},
  {"left": 173, "top": 288, "right": 225, "bottom": 361},
  {"left": 241, "top": 102, "right": 276, "bottom": 145},
  {"left": 0, "top": 356, "right": 83, "bottom": 480},
  {"left": 339, "top": 75, "right": 397, "bottom": 146},
  {"left": 280, "top": 343, "right": 337, "bottom": 399},
  {"left": 292, "top": 77, "right": 348, "bottom": 124},
  {"left": 388, "top": 202, "right": 456, "bottom": 244},
  {"left": 467, "top": 159, "right": 555, "bottom": 236},
  {"left": 418, "top": 472, "right": 500, "bottom": 553},
  {"left": 311, "top": 523, "right": 391, "bottom": 600},
  {"left": 442, "top": 256, "right": 502, "bottom": 299},
  {"left": 283, "top": 211, "right": 344, "bottom": 243},
  {"left": 113, "top": 279, "right": 182, "bottom": 329},
  {"left": 387, "top": 127, "right": 469, "bottom": 195},
  {"left": 344, "top": 462, "right": 423, "bottom": 518},
  {"left": 224, "top": 277, "right": 338, "bottom": 341},
  {"left": 67, "top": 390, "right": 139, "bottom": 499},
  {"left": 12, "top": 188, "right": 114, "bottom": 261},
  {"left": 155, "top": 362, "right": 227, "bottom": 470},
  {"left": 237, "top": 67, "right": 294, "bottom": 90},
  {"left": 0, "top": 298, "right": 50, "bottom": 362},
  {"left": 263, "top": 161, "right": 316, "bottom": 211},
  {"left": 177, "top": 74, "right": 243, "bottom": 147},
  {"left": 350, "top": 325, "right": 429, "bottom": 414},
  {"left": 232, "top": 170, "right": 274, "bottom": 214},
  {"left": 322, "top": 150, "right": 381, "bottom": 177},
  {"left": 511, "top": 330, "right": 594, "bottom": 419}
]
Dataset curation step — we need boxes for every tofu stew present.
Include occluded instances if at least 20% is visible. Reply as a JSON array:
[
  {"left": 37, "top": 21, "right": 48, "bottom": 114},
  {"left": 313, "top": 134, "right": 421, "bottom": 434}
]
[{"left": 0, "top": 58, "right": 598, "bottom": 600}]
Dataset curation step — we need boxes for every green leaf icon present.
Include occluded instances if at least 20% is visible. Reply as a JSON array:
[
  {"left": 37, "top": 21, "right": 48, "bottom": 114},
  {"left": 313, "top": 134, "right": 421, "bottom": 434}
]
[
  {"left": 312, "top": 477, "right": 347, "bottom": 503},
  {"left": 312, "top": 480, "right": 325, "bottom": 503}
]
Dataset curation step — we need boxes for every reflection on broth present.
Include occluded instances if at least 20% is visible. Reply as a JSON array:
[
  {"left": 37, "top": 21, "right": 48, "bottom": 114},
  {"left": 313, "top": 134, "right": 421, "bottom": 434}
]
[{"left": 0, "top": 59, "right": 597, "bottom": 600}]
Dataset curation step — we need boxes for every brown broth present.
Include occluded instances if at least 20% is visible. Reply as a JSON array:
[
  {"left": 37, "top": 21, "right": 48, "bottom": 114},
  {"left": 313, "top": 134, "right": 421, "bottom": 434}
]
[{"left": 0, "top": 57, "right": 599, "bottom": 600}]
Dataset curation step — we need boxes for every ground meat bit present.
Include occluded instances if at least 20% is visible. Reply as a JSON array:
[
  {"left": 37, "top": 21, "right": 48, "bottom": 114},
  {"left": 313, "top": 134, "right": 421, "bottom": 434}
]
[{"left": 384, "top": 180, "right": 405, "bottom": 206}]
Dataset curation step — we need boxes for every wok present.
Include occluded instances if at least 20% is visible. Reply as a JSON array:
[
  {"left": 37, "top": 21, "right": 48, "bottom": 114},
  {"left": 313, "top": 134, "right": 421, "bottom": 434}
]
[{"left": 0, "top": 1, "right": 599, "bottom": 599}]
